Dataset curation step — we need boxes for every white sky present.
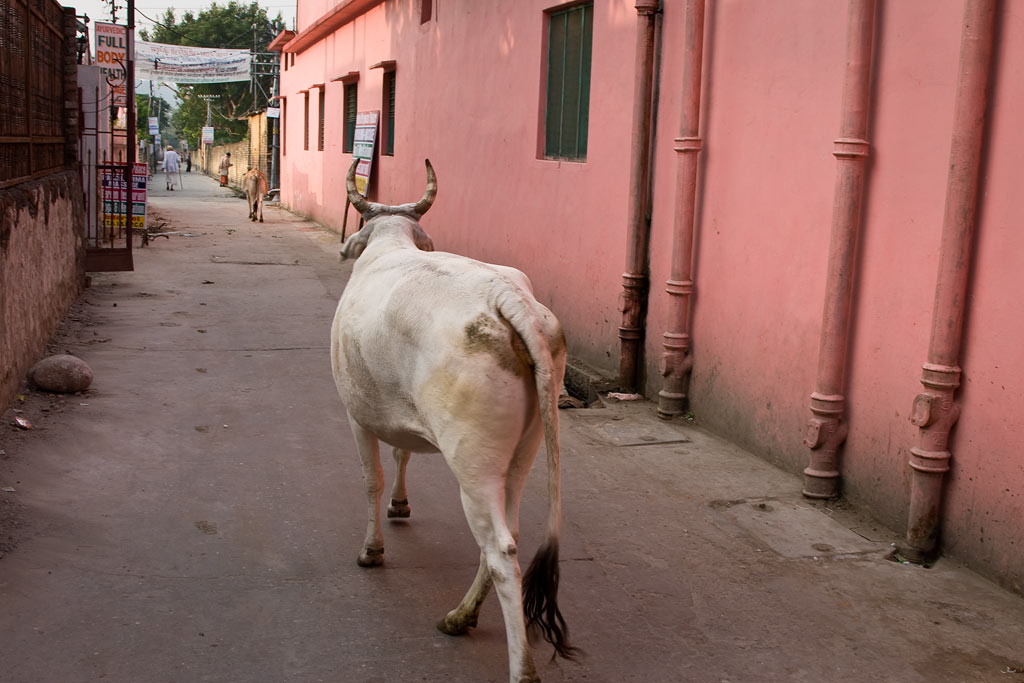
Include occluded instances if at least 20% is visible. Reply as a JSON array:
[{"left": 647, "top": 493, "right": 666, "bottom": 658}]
[{"left": 71, "top": 0, "right": 297, "bottom": 37}]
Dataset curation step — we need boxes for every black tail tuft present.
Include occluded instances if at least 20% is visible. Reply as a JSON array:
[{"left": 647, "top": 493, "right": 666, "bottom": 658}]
[{"left": 522, "top": 540, "right": 581, "bottom": 661}]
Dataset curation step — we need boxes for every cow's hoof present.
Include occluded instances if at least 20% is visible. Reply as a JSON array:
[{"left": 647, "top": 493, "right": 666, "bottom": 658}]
[
  {"left": 436, "top": 611, "right": 476, "bottom": 636},
  {"left": 387, "top": 499, "right": 411, "bottom": 519},
  {"left": 258, "top": 218, "right": 263, "bottom": 223},
  {"left": 357, "top": 547, "right": 384, "bottom": 567}
]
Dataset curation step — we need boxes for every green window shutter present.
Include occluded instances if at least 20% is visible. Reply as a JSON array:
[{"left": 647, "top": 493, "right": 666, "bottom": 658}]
[
  {"left": 545, "top": 3, "right": 593, "bottom": 161},
  {"left": 385, "top": 72, "right": 395, "bottom": 156},
  {"left": 344, "top": 84, "right": 357, "bottom": 154}
]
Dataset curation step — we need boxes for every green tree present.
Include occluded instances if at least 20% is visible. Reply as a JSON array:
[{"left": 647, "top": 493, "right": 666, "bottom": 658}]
[
  {"left": 135, "top": 93, "right": 174, "bottom": 146},
  {"left": 139, "top": 2, "right": 284, "bottom": 149}
]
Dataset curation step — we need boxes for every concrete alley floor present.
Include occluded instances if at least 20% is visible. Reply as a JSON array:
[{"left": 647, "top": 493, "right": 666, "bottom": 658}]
[{"left": 1, "top": 171, "right": 1023, "bottom": 683}]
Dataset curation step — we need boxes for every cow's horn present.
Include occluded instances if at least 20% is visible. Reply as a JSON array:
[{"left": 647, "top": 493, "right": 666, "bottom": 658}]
[
  {"left": 412, "top": 159, "right": 437, "bottom": 217},
  {"left": 346, "top": 159, "right": 371, "bottom": 215}
]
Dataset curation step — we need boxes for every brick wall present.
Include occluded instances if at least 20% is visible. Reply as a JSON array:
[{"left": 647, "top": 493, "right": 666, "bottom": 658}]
[{"left": 0, "top": 7, "right": 85, "bottom": 413}]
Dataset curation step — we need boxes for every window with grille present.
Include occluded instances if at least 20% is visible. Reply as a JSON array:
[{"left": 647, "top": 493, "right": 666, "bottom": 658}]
[
  {"left": 282, "top": 98, "right": 287, "bottom": 156},
  {"left": 318, "top": 88, "right": 325, "bottom": 151},
  {"left": 543, "top": 3, "right": 593, "bottom": 161},
  {"left": 382, "top": 71, "right": 396, "bottom": 156},
  {"left": 343, "top": 83, "right": 357, "bottom": 154}
]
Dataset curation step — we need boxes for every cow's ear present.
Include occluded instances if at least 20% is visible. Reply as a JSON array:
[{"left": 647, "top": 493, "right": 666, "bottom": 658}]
[
  {"left": 340, "top": 225, "right": 373, "bottom": 260},
  {"left": 412, "top": 225, "right": 434, "bottom": 252}
]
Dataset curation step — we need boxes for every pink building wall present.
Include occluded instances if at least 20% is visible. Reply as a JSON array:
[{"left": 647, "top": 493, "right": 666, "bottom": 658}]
[{"left": 276, "top": 0, "right": 1024, "bottom": 593}]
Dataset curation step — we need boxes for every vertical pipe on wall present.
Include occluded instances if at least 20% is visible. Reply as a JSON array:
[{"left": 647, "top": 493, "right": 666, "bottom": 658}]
[
  {"left": 900, "top": 0, "right": 997, "bottom": 563},
  {"left": 802, "top": 0, "right": 877, "bottom": 499},
  {"left": 657, "top": 0, "right": 705, "bottom": 419},
  {"left": 618, "top": 0, "right": 661, "bottom": 393}
]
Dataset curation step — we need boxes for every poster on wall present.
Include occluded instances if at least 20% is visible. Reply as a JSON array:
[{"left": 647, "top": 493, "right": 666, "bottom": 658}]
[
  {"left": 101, "top": 163, "right": 148, "bottom": 231},
  {"left": 94, "top": 22, "right": 128, "bottom": 107},
  {"left": 352, "top": 111, "right": 379, "bottom": 197}
]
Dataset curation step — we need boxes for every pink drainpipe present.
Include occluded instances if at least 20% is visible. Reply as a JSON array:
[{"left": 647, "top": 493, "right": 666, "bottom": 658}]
[
  {"left": 802, "top": 0, "right": 878, "bottom": 498},
  {"left": 900, "top": 0, "right": 997, "bottom": 563},
  {"left": 657, "top": 0, "right": 705, "bottom": 419},
  {"left": 618, "top": 0, "right": 660, "bottom": 393}
]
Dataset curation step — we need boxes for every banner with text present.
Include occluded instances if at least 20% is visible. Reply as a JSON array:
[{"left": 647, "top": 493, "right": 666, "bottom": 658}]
[
  {"left": 136, "top": 41, "right": 250, "bottom": 84},
  {"left": 94, "top": 22, "right": 128, "bottom": 106},
  {"left": 101, "top": 163, "right": 148, "bottom": 231}
]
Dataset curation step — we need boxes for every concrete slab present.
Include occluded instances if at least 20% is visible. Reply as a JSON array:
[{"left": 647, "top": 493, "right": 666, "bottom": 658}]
[
  {"left": 571, "top": 409, "right": 691, "bottom": 447},
  {"left": 712, "top": 498, "right": 886, "bottom": 558}
]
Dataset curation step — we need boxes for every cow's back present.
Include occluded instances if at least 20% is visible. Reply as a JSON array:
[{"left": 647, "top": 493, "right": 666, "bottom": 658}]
[{"left": 331, "top": 249, "right": 548, "bottom": 452}]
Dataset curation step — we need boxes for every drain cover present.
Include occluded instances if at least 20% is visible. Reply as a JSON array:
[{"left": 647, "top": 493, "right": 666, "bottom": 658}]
[
  {"left": 573, "top": 414, "right": 690, "bottom": 447},
  {"left": 724, "top": 499, "right": 883, "bottom": 558},
  {"left": 211, "top": 255, "right": 299, "bottom": 266}
]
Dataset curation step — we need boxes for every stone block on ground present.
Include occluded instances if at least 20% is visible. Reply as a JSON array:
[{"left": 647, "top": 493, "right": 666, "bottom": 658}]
[{"left": 29, "top": 355, "right": 93, "bottom": 393}]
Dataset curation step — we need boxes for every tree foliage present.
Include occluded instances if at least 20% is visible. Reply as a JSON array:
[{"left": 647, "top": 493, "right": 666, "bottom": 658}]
[
  {"left": 139, "top": 2, "right": 284, "bottom": 149},
  {"left": 135, "top": 93, "right": 174, "bottom": 147}
]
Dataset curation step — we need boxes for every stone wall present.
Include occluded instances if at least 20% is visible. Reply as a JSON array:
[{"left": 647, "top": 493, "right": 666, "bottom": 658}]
[
  {"left": 201, "top": 112, "right": 271, "bottom": 190},
  {"left": 0, "top": 171, "right": 86, "bottom": 412}
]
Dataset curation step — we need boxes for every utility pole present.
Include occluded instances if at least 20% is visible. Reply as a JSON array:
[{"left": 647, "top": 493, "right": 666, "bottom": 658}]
[
  {"left": 250, "top": 46, "right": 280, "bottom": 190},
  {"left": 198, "top": 94, "right": 220, "bottom": 170},
  {"left": 270, "top": 69, "right": 279, "bottom": 191}
]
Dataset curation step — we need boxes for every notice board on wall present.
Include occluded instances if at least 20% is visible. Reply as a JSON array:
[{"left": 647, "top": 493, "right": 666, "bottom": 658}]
[{"left": 352, "top": 111, "right": 379, "bottom": 197}]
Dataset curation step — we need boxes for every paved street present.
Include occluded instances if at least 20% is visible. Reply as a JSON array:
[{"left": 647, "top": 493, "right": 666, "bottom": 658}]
[{"left": 1, "top": 171, "right": 1023, "bottom": 683}]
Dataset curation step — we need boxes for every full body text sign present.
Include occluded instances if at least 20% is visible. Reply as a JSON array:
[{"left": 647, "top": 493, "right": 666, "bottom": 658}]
[{"left": 94, "top": 22, "right": 128, "bottom": 106}]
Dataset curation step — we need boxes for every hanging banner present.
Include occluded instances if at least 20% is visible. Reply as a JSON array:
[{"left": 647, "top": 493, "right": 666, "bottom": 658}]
[
  {"left": 101, "top": 163, "right": 148, "bottom": 231},
  {"left": 135, "top": 41, "right": 250, "bottom": 83},
  {"left": 352, "top": 111, "right": 379, "bottom": 197},
  {"left": 95, "top": 22, "right": 128, "bottom": 106}
]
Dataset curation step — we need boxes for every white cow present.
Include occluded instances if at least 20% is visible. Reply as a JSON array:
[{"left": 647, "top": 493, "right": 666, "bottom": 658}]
[
  {"left": 243, "top": 168, "right": 267, "bottom": 222},
  {"left": 331, "top": 160, "right": 576, "bottom": 682}
]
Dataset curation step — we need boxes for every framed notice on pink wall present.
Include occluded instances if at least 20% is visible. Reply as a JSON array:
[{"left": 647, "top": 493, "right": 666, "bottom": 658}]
[{"left": 352, "top": 111, "right": 379, "bottom": 196}]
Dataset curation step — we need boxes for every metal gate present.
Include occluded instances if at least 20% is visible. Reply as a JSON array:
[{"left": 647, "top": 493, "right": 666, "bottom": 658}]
[{"left": 77, "top": 39, "right": 134, "bottom": 271}]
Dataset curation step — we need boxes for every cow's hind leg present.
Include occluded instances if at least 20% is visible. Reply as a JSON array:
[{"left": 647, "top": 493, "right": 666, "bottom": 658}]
[
  {"left": 348, "top": 416, "right": 385, "bottom": 567},
  {"left": 258, "top": 199, "right": 264, "bottom": 222},
  {"left": 458, "top": 484, "right": 538, "bottom": 683},
  {"left": 438, "top": 426, "right": 540, "bottom": 637},
  {"left": 387, "top": 447, "right": 412, "bottom": 518},
  {"left": 438, "top": 551, "right": 493, "bottom": 635}
]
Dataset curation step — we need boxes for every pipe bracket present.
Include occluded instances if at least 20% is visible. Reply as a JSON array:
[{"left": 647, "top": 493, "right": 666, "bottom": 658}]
[
  {"left": 635, "top": 0, "right": 661, "bottom": 15},
  {"left": 832, "top": 137, "right": 870, "bottom": 159},
  {"left": 673, "top": 136, "right": 702, "bottom": 154},
  {"left": 665, "top": 278, "right": 694, "bottom": 296},
  {"left": 921, "top": 362, "right": 962, "bottom": 390},
  {"left": 909, "top": 446, "right": 952, "bottom": 474},
  {"left": 621, "top": 272, "right": 648, "bottom": 291},
  {"left": 809, "top": 392, "right": 845, "bottom": 417}
]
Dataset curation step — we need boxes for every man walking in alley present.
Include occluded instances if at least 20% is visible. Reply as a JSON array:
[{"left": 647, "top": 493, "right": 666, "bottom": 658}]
[
  {"left": 163, "top": 146, "right": 181, "bottom": 191},
  {"left": 218, "top": 152, "right": 232, "bottom": 186}
]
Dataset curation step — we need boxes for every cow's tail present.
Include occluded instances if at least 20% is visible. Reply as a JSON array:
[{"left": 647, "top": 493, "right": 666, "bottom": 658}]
[{"left": 495, "top": 289, "right": 579, "bottom": 662}]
